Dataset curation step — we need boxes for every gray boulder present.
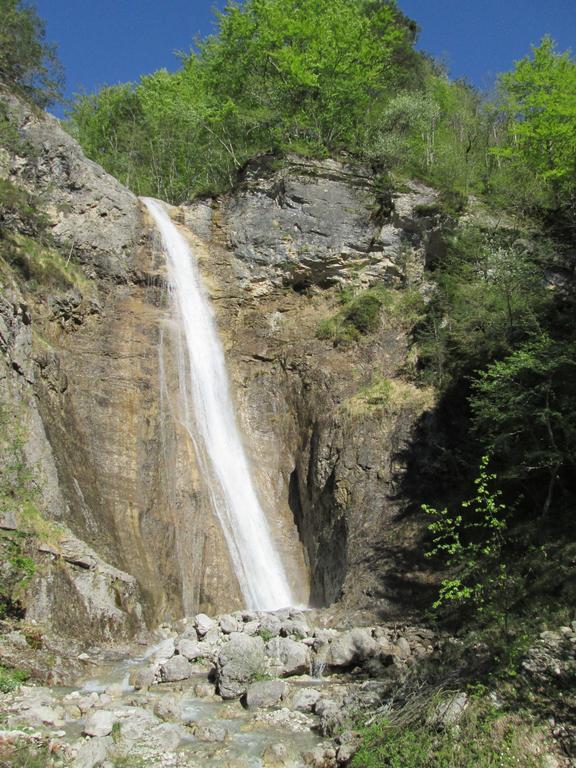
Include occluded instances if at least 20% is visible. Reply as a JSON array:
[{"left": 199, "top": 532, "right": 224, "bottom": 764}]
[
  {"left": 244, "top": 680, "right": 287, "bottom": 709},
  {"left": 128, "top": 666, "right": 156, "bottom": 690},
  {"left": 177, "top": 638, "right": 209, "bottom": 661},
  {"left": 83, "top": 709, "right": 115, "bottom": 737},
  {"left": 195, "top": 613, "right": 217, "bottom": 636},
  {"left": 160, "top": 655, "right": 193, "bottom": 682},
  {"left": 217, "top": 632, "right": 266, "bottom": 699},
  {"left": 328, "top": 629, "right": 378, "bottom": 668},
  {"left": 291, "top": 687, "right": 321, "bottom": 713},
  {"left": 74, "top": 736, "right": 113, "bottom": 768},
  {"left": 219, "top": 614, "right": 241, "bottom": 634},
  {"left": 267, "top": 637, "right": 311, "bottom": 677}
]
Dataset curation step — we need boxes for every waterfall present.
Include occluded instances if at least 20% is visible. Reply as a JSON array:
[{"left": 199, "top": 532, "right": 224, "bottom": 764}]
[{"left": 143, "top": 198, "right": 293, "bottom": 611}]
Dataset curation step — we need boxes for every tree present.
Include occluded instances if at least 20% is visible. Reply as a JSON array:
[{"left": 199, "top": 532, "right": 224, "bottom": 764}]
[
  {"left": 470, "top": 335, "right": 576, "bottom": 518},
  {"left": 197, "top": 0, "right": 419, "bottom": 151},
  {"left": 424, "top": 456, "right": 514, "bottom": 620},
  {"left": 496, "top": 37, "right": 576, "bottom": 212},
  {"left": 0, "top": 0, "right": 63, "bottom": 107}
]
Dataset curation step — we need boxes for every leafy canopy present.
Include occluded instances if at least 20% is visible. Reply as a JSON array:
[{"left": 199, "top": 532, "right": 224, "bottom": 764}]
[
  {"left": 0, "top": 0, "right": 63, "bottom": 107},
  {"left": 496, "top": 37, "right": 576, "bottom": 209}
]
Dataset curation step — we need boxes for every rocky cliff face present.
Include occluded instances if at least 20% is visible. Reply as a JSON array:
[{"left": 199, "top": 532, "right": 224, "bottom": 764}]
[
  {"left": 0, "top": 93, "right": 442, "bottom": 640},
  {"left": 181, "top": 156, "right": 441, "bottom": 612}
]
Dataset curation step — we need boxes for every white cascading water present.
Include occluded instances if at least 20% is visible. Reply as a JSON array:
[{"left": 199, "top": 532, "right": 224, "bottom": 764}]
[{"left": 143, "top": 198, "right": 293, "bottom": 611}]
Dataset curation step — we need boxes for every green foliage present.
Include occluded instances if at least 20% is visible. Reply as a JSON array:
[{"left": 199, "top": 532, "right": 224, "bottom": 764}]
[
  {"left": 470, "top": 335, "right": 576, "bottom": 517},
  {"left": 257, "top": 628, "right": 275, "bottom": 643},
  {"left": 417, "top": 227, "right": 550, "bottom": 386},
  {"left": 0, "top": 178, "right": 49, "bottom": 239},
  {"left": 495, "top": 37, "right": 576, "bottom": 215},
  {"left": 318, "top": 284, "right": 426, "bottom": 345},
  {"left": 0, "top": 665, "right": 29, "bottom": 694},
  {"left": 351, "top": 698, "right": 542, "bottom": 768},
  {"left": 69, "top": 0, "right": 420, "bottom": 202},
  {"left": 0, "top": 0, "right": 63, "bottom": 107},
  {"left": 316, "top": 284, "right": 390, "bottom": 343},
  {"left": 424, "top": 456, "right": 515, "bottom": 619}
]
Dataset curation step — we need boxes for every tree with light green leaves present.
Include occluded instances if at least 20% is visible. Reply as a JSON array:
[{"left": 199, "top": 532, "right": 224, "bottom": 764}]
[
  {"left": 496, "top": 37, "right": 576, "bottom": 213},
  {"left": 0, "top": 0, "right": 63, "bottom": 107}
]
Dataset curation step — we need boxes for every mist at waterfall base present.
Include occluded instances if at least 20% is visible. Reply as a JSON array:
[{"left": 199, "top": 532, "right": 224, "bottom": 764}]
[{"left": 143, "top": 198, "right": 294, "bottom": 612}]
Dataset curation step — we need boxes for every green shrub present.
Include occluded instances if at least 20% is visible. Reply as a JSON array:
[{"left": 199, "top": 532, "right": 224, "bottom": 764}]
[
  {"left": 343, "top": 292, "right": 383, "bottom": 334},
  {"left": 0, "top": 665, "right": 29, "bottom": 694},
  {"left": 352, "top": 697, "right": 543, "bottom": 768}
]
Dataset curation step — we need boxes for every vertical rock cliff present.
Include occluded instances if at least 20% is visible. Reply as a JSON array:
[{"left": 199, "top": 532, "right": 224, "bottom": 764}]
[{"left": 1, "top": 93, "right": 442, "bottom": 636}]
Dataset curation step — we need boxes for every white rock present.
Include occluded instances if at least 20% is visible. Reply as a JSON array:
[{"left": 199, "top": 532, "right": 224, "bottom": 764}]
[
  {"left": 83, "top": 709, "right": 115, "bottom": 737},
  {"left": 195, "top": 613, "right": 217, "bottom": 636}
]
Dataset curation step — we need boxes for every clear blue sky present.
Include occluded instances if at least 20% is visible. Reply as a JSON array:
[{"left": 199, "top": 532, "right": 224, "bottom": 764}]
[{"left": 36, "top": 0, "right": 575, "bottom": 113}]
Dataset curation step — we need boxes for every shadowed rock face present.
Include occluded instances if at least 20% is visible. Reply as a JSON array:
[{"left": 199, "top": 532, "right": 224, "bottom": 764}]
[{"left": 1, "top": 94, "right": 441, "bottom": 637}]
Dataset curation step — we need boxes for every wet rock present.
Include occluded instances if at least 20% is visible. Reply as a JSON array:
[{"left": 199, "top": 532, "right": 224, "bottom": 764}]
[
  {"left": 153, "top": 695, "right": 182, "bottom": 721},
  {"left": 262, "top": 742, "right": 290, "bottom": 767},
  {"left": 160, "top": 655, "right": 193, "bottom": 682},
  {"left": 189, "top": 721, "right": 229, "bottom": 743},
  {"left": 244, "top": 680, "right": 287, "bottom": 710},
  {"left": 83, "top": 709, "right": 115, "bottom": 737},
  {"left": 128, "top": 666, "right": 157, "bottom": 690},
  {"left": 194, "top": 683, "right": 217, "bottom": 698},
  {"left": 266, "top": 637, "right": 311, "bottom": 677},
  {"left": 217, "top": 633, "right": 266, "bottom": 699}
]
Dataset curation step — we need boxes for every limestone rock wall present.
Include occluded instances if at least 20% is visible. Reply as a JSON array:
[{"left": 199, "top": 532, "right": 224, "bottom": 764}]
[{"left": 1, "top": 94, "right": 442, "bottom": 635}]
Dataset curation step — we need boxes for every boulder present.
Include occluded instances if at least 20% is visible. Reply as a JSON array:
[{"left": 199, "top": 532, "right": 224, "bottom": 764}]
[
  {"left": 262, "top": 742, "right": 289, "bottom": 767},
  {"left": 244, "top": 680, "right": 287, "bottom": 710},
  {"left": 177, "top": 638, "right": 208, "bottom": 661},
  {"left": 74, "top": 736, "right": 113, "bottom": 768},
  {"left": 153, "top": 695, "right": 182, "bottom": 721},
  {"left": 219, "top": 615, "right": 241, "bottom": 634},
  {"left": 128, "top": 666, "right": 157, "bottom": 690},
  {"left": 266, "top": 637, "right": 311, "bottom": 677},
  {"left": 160, "top": 655, "right": 193, "bottom": 682},
  {"left": 259, "top": 615, "right": 282, "bottom": 638},
  {"left": 83, "top": 709, "right": 115, "bottom": 737},
  {"left": 195, "top": 613, "right": 217, "bottom": 636},
  {"left": 217, "top": 632, "right": 266, "bottom": 699},
  {"left": 291, "top": 687, "right": 321, "bottom": 713},
  {"left": 328, "top": 629, "right": 378, "bottom": 668}
]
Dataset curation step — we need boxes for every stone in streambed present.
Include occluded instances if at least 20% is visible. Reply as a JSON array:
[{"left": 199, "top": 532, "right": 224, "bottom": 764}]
[
  {"left": 266, "top": 637, "right": 311, "bottom": 677},
  {"left": 160, "top": 655, "right": 193, "bottom": 682},
  {"left": 217, "top": 632, "right": 266, "bottom": 699},
  {"left": 128, "top": 666, "right": 157, "bottom": 690},
  {"left": 291, "top": 687, "right": 321, "bottom": 713},
  {"left": 83, "top": 709, "right": 115, "bottom": 737},
  {"left": 244, "top": 680, "right": 286, "bottom": 709}
]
